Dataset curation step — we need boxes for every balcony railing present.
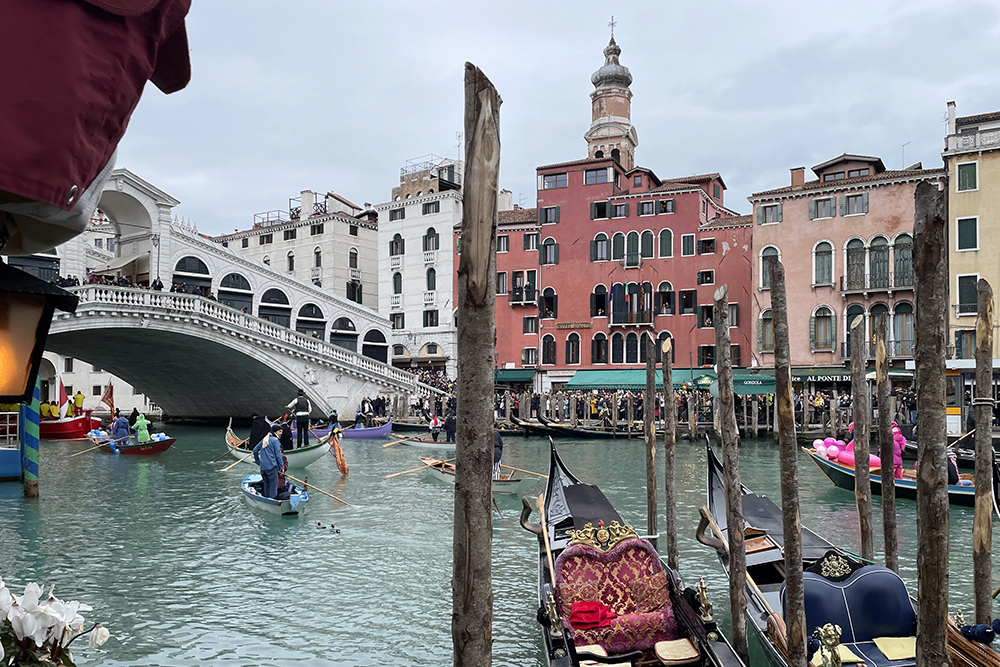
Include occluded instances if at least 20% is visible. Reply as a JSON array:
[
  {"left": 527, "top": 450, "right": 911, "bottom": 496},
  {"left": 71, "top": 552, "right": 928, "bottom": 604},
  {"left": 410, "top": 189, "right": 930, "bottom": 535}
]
[
  {"left": 841, "top": 339, "right": 915, "bottom": 359},
  {"left": 510, "top": 286, "right": 537, "bottom": 305},
  {"left": 424, "top": 251, "right": 436, "bottom": 264},
  {"left": 390, "top": 295, "right": 402, "bottom": 309},
  {"left": 840, "top": 270, "right": 913, "bottom": 292},
  {"left": 424, "top": 290, "right": 436, "bottom": 304},
  {"left": 350, "top": 268, "right": 361, "bottom": 280},
  {"left": 946, "top": 128, "right": 1000, "bottom": 154},
  {"left": 610, "top": 309, "right": 654, "bottom": 326},
  {"left": 390, "top": 256, "right": 402, "bottom": 270},
  {"left": 954, "top": 303, "right": 978, "bottom": 316}
]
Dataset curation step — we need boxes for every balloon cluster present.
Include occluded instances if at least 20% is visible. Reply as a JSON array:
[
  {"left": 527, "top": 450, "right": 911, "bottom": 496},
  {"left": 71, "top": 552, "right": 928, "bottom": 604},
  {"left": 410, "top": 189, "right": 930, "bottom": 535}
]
[{"left": 814, "top": 425, "right": 881, "bottom": 468}]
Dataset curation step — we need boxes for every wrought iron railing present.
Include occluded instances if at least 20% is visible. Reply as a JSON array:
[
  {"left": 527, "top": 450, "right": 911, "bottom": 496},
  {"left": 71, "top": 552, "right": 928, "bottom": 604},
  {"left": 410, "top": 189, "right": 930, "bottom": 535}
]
[{"left": 840, "top": 270, "right": 914, "bottom": 291}]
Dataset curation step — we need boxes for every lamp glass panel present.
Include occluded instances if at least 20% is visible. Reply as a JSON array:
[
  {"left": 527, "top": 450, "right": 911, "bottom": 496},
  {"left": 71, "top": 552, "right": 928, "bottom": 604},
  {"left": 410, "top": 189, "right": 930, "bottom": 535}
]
[{"left": 0, "top": 294, "right": 45, "bottom": 397}]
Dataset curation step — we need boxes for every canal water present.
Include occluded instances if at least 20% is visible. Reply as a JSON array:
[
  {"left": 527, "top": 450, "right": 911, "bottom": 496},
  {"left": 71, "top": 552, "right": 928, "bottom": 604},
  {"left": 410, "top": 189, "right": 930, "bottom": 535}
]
[{"left": 0, "top": 427, "right": 988, "bottom": 666}]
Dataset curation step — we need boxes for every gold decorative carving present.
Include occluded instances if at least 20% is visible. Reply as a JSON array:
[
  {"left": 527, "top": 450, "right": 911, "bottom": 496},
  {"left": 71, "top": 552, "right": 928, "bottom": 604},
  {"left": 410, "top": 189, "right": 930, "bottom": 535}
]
[
  {"left": 697, "top": 577, "right": 714, "bottom": 623},
  {"left": 819, "top": 554, "right": 852, "bottom": 579},
  {"left": 566, "top": 520, "right": 636, "bottom": 552},
  {"left": 816, "top": 623, "right": 843, "bottom": 667}
]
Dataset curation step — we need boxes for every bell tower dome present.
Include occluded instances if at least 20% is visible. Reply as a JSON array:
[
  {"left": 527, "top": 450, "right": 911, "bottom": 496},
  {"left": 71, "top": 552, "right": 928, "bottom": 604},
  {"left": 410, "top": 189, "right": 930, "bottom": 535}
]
[{"left": 585, "top": 34, "right": 638, "bottom": 171}]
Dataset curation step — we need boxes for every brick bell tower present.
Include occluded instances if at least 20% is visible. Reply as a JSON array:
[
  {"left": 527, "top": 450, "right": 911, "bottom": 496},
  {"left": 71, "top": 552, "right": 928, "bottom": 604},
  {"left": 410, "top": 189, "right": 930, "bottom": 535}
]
[{"left": 585, "top": 32, "right": 638, "bottom": 171}]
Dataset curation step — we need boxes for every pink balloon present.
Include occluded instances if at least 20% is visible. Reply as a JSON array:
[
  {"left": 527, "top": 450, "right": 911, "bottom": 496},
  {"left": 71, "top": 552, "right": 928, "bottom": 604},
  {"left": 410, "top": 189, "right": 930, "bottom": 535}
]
[
  {"left": 824, "top": 437, "right": 836, "bottom": 447},
  {"left": 836, "top": 440, "right": 847, "bottom": 449},
  {"left": 813, "top": 439, "right": 825, "bottom": 448},
  {"left": 827, "top": 445, "right": 840, "bottom": 459},
  {"left": 816, "top": 444, "right": 828, "bottom": 457}
]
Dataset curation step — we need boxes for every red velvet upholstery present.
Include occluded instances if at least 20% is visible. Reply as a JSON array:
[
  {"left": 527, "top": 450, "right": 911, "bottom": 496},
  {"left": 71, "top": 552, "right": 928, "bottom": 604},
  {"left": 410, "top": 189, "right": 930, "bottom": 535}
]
[{"left": 555, "top": 537, "right": 678, "bottom": 654}]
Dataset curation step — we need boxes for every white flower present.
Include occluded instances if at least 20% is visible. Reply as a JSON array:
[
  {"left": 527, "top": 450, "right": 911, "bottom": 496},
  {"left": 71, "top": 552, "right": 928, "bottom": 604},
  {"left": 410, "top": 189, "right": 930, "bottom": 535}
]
[
  {"left": 89, "top": 622, "right": 110, "bottom": 648},
  {"left": 16, "top": 582, "right": 43, "bottom": 611},
  {"left": 9, "top": 605, "right": 47, "bottom": 647},
  {"left": 0, "top": 638, "right": 4, "bottom": 662},
  {"left": 0, "top": 585, "right": 13, "bottom": 618}
]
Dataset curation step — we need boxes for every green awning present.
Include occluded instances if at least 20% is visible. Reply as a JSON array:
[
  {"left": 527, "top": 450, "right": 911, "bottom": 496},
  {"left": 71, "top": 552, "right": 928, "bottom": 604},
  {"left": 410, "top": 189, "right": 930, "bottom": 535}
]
[
  {"left": 792, "top": 367, "right": 853, "bottom": 383},
  {"left": 495, "top": 369, "right": 536, "bottom": 383},
  {"left": 709, "top": 373, "right": 775, "bottom": 396},
  {"left": 564, "top": 369, "right": 717, "bottom": 391}
]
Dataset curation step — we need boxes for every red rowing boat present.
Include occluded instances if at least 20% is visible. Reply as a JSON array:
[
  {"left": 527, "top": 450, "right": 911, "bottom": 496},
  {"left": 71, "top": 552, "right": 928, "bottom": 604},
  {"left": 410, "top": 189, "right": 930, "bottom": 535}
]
[
  {"left": 40, "top": 410, "right": 101, "bottom": 439},
  {"left": 88, "top": 434, "right": 176, "bottom": 455}
]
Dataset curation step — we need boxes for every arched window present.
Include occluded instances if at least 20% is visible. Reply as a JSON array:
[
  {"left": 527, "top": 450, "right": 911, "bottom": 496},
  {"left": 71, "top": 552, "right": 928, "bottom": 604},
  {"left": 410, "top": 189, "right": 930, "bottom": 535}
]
[
  {"left": 759, "top": 309, "right": 774, "bottom": 351},
  {"left": 541, "top": 237, "right": 559, "bottom": 265},
  {"left": 287, "top": 251, "right": 295, "bottom": 272},
  {"left": 591, "top": 233, "right": 610, "bottom": 261},
  {"left": 392, "top": 272, "right": 402, "bottom": 295},
  {"left": 640, "top": 230, "right": 654, "bottom": 258},
  {"left": 591, "top": 285, "right": 608, "bottom": 317},
  {"left": 626, "top": 283, "right": 641, "bottom": 322},
  {"left": 261, "top": 288, "right": 289, "bottom": 304},
  {"left": 626, "top": 231, "right": 640, "bottom": 266},
  {"left": 814, "top": 241, "right": 833, "bottom": 285},
  {"left": 423, "top": 227, "right": 439, "bottom": 251},
  {"left": 296, "top": 303, "right": 325, "bottom": 339},
  {"left": 638, "top": 332, "right": 654, "bottom": 363},
  {"left": 655, "top": 331, "right": 674, "bottom": 364},
  {"left": 812, "top": 306, "right": 835, "bottom": 350},
  {"left": 258, "top": 289, "right": 291, "bottom": 327},
  {"left": 894, "top": 234, "right": 913, "bottom": 287},
  {"left": 174, "top": 256, "right": 209, "bottom": 274},
  {"left": 625, "top": 332, "right": 639, "bottom": 364},
  {"left": 845, "top": 303, "right": 865, "bottom": 356},
  {"left": 870, "top": 303, "right": 889, "bottom": 344},
  {"left": 220, "top": 273, "right": 251, "bottom": 291},
  {"left": 349, "top": 248, "right": 358, "bottom": 269},
  {"left": 332, "top": 317, "right": 355, "bottom": 330},
  {"left": 219, "top": 273, "right": 252, "bottom": 311},
  {"left": 611, "top": 333, "right": 624, "bottom": 364},
  {"left": 566, "top": 333, "right": 580, "bottom": 364},
  {"left": 894, "top": 303, "right": 914, "bottom": 355},
  {"left": 330, "top": 317, "right": 358, "bottom": 352},
  {"left": 611, "top": 148, "right": 621, "bottom": 162},
  {"left": 659, "top": 229, "right": 673, "bottom": 258},
  {"left": 846, "top": 239, "right": 865, "bottom": 289},
  {"left": 611, "top": 282, "right": 626, "bottom": 324},
  {"left": 612, "top": 232, "right": 625, "bottom": 260},
  {"left": 390, "top": 233, "right": 405, "bottom": 256},
  {"left": 426, "top": 268, "right": 436, "bottom": 291},
  {"left": 592, "top": 333, "right": 608, "bottom": 364},
  {"left": 761, "top": 246, "right": 779, "bottom": 289},
  {"left": 656, "top": 281, "right": 674, "bottom": 315},
  {"left": 541, "top": 287, "right": 558, "bottom": 318},
  {"left": 299, "top": 303, "right": 323, "bottom": 319},
  {"left": 314, "top": 247, "right": 323, "bottom": 268},
  {"left": 542, "top": 335, "right": 556, "bottom": 365},
  {"left": 869, "top": 237, "right": 889, "bottom": 288},
  {"left": 362, "top": 329, "right": 388, "bottom": 363}
]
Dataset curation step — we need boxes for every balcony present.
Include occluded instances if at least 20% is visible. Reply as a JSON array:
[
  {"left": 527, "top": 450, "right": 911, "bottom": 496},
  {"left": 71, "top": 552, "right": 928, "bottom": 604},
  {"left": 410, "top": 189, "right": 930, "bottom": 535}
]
[
  {"left": 350, "top": 268, "right": 361, "bottom": 280},
  {"left": 946, "top": 128, "right": 1000, "bottom": 155},
  {"left": 424, "top": 290, "right": 436, "bottom": 305},
  {"left": 424, "top": 251, "right": 436, "bottom": 264},
  {"left": 390, "top": 295, "right": 402, "bottom": 309},
  {"left": 840, "top": 270, "right": 913, "bottom": 295},
  {"left": 390, "top": 256, "right": 402, "bottom": 270},
  {"left": 954, "top": 303, "right": 978, "bottom": 317},
  {"left": 610, "top": 309, "right": 654, "bottom": 327},
  {"left": 510, "top": 286, "right": 537, "bottom": 306},
  {"left": 621, "top": 252, "right": 642, "bottom": 269},
  {"left": 310, "top": 267, "right": 321, "bottom": 279},
  {"left": 841, "top": 339, "right": 915, "bottom": 359}
]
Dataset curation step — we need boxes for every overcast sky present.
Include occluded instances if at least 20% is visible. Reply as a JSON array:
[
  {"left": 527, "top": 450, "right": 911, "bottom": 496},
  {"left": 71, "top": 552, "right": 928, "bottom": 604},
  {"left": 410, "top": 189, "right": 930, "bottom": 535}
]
[{"left": 117, "top": 0, "right": 1000, "bottom": 235}]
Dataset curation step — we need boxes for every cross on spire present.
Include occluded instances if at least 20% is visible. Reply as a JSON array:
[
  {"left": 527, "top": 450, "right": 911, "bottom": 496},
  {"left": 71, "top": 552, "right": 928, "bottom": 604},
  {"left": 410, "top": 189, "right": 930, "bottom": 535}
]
[{"left": 608, "top": 15, "right": 616, "bottom": 39}]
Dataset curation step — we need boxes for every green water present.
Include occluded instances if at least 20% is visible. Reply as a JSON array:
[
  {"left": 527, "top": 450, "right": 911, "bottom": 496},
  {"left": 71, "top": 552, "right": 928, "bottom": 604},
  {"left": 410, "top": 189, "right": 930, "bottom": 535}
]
[{"left": 0, "top": 429, "right": 989, "bottom": 666}]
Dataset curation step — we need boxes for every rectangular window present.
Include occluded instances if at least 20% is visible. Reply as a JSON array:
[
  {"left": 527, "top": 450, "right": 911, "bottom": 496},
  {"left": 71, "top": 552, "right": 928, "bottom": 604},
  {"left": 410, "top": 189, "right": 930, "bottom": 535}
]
[
  {"left": 350, "top": 225, "right": 358, "bottom": 236},
  {"left": 958, "top": 162, "right": 978, "bottom": 192},
  {"left": 65, "top": 385, "right": 72, "bottom": 397},
  {"left": 92, "top": 366, "right": 102, "bottom": 373},
  {"left": 958, "top": 275, "right": 979, "bottom": 314},
  {"left": 426, "top": 344, "right": 438, "bottom": 355},
  {"left": 542, "top": 173, "right": 568, "bottom": 189},
  {"left": 107, "top": 239, "right": 114, "bottom": 252},
  {"left": 311, "top": 224, "right": 324, "bottom": 235},
  {"left": 259, "top": 234, "right": 272, "bottom": 245},
  {"left": 241, "top": 238, "right": 249, "bottom": 248},
  {"left": 612, "top": 203, "right": 628, "bottom": 218},
  {"left": 823, "top": 172, "right": 845, "bottom": 182},
  {"left": 730, "top": 344, "right": 741, "bottom": 367},
  {"left": 697, "top": 270, "right": 715, "bottom": 285},
  {"left": 697, "top": 239, "right": 715, "bottom": 255},
  {"left": 63, "top": 357, "right": 73, "bottom": 373},
  {"left": 848, "top": 168, "right": 870, "bottom": 178},
  {"left": 524, "top": 233, "right": 538, "bottom": 251},
  {"left": 541, "top": 206, "right": 560, "bottom": 224},
  {"left": 846, "top": 195, "right": 865, "bottom": 215},
  {"left": 284, "top": 229, "right": 297, "bottom": 241},
  {"left": 422, "top": 201, "right": 440, "bottom": 215},
  {"left": 591, "top": 201, "right": 609, "bottom": 219},
  {"left": 701, "top": 200, "right": 707, "bottom": 215},
  {"left": 681, "top": 234, "right": 695, "bottom": 256},
  {"left": 496, "top": 235, "right": 509, "bottom": 253},
  {"left": 697, "top": 345, "right": 716, "bottom": 366},
  {"left": 638, "top": 201, "right": 654, "bottom": 216},
  {"left": 389, "top": 208, "right": 405, "bottom": 221},
  {"left": 522, "top": 348, "right": 538, "bottom": 366},
  {"left": 94, "top": 238, "right": 102, "bottom": 249},
  {"left": 680, "top": 289, "right": 697, "bottom": 315},
  {"left": 698, "top": 305, "right": 714, "bottom": 328},
  {"left": 423, "top": 310, "right": 439, "bottom": 327},
  {"left": 761, "top": 204, "right": 780, "bottom": 224},
  {"left": 390, "top": 313, "right": 405, "bottom": 329},
  {"left": 815, "top": 198, "right": 834, "bottom": 218},
  {"left": 497, "top": 271, "right": 508, "bottom": 295},
  {"left": 584, "top": 168, "right": 610, "bottom": 185},
  {"left": 634, "top": 175, "right": 642, "bottom": 187},
  {"left": 658, "top": 199, "right": 675, "bottom": 214},
  {"left": 523, "top": 316, "right": 538, "bottom": 334},
  {"left": 957, "top": 217, "right": 978, "bottom": 251},
  {"left": 713, "top": 183, "right": 721, "bottom": 200},
  {"left": 222, "top": 241, "right": 229, "bottom": 248},
  {"left": 729, "top": 303, "right": 739, "bottom": 327},
  {"left": 92, "top": 385, "right": 102, "bottom": 396}
]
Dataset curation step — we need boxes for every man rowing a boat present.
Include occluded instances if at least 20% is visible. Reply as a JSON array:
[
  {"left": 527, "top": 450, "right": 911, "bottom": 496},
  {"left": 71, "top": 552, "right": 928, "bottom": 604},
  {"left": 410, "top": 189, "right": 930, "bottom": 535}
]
[
  {"left": 286, "top": 389, "right": 311, "bottom": 448},
  {"left": 253, "top": 424, "right": 286, "bottom": 499}
]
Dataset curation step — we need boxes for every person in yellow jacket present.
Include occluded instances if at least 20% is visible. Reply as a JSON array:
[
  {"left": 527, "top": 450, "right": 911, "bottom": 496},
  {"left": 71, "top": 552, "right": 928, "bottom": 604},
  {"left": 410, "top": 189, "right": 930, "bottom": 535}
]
[{"left": 74, "top": 390, "right": 85, "bottom": 413}]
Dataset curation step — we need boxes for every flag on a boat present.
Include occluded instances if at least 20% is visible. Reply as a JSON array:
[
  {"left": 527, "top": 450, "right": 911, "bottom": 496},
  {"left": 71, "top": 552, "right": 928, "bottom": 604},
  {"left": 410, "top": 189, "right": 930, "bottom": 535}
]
[
  {"left": 100, "top": 383, "right": 114, "bottom": 415},
  {"left": 58, "top": 381, "right": 69, "bottom": 418}
]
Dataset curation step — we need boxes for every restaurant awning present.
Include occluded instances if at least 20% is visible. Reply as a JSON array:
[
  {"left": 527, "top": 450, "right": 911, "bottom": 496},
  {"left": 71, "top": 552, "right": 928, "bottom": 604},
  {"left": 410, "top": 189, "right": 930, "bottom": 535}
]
[
  {"left": 709, "top": 372, "right": 776, "bottom": 397},
  {"left": 563, "top": 369, "right": 718, "bottom": 391},
  {"left": 92, "top": 251, "right": 146, "bottom": 272},
  {"left": 791, "top": 367, "right": 853, "bottom": 383},
  {"left": 495, "top": 369, "right": 536, "bottom": 383}
]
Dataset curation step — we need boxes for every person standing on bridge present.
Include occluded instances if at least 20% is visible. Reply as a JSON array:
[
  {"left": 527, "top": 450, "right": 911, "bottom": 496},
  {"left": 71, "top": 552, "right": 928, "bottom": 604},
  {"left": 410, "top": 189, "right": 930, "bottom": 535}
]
[{"left": 286, "top": 389, "right": 311, "bottom": 448}]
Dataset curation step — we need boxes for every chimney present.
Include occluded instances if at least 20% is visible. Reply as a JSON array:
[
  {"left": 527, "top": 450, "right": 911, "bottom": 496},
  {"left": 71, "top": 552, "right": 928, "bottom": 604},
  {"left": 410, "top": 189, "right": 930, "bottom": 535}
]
[
  {"left": 497, "top": 189, "right": 514, "bottom": 211},
  {"left": 790, "top": 167, "right": 805, "bottom": 188},
  {"left": 947, "top": 100, "right": 957, "bottom": 136},
  {"left": 300, "top": 190, "right": 314, "bottom": 219}
]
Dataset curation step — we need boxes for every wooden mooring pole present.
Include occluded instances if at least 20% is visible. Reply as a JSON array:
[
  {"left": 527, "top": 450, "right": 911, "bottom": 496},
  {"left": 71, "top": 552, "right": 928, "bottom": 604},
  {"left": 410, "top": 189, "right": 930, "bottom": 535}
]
[
  {"left": 714, "top": 285, "right": 749, "bottom": 663},
  {"left": 662, "top": 337, "right": 678, "bottom": 570},
  {"left": 452, "top": 61, "right": 500, "bottom": 667},
  {"left": 850, "top": 316, "right": 875, "bottom": 561},
  {"left": 973, "top": 279, "right": 994, "bottom": 624},
  {"left": 913, "top": 180, "right": 951, "bottom": 667},
  {"left": 875, "top": 317, "right": 898, "bottom": 572},
  {"left": 645, "top": 337, "right": 658, "bottom": 550}
]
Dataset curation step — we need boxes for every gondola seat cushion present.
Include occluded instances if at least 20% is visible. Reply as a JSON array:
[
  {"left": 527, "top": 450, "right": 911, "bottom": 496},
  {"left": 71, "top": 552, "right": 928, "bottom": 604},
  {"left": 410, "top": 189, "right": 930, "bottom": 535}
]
[{"left": 555, "top": 537, "right": 678, "bottom": 654}]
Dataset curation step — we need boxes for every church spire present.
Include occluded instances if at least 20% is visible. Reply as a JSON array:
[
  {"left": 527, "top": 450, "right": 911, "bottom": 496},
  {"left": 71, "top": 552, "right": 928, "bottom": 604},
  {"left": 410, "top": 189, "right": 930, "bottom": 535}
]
[{"left": 585, "top": 28, "right": 638, "bottom": 170}]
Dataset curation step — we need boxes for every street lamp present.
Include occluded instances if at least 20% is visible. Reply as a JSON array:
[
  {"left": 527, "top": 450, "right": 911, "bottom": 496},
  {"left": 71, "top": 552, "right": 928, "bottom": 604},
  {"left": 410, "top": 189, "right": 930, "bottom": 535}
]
[{"left": 0, "top": 259, "right": 78, "bottom": 403}]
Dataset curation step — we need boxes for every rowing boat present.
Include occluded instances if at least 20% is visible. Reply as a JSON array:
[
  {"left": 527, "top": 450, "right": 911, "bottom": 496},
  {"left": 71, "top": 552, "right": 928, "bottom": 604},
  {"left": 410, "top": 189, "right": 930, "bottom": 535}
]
[
  {"left": 88, "top": 432, "right": 175, "bottom": 455},
  {"left": 240, "top": 473, "right": 308, "bottom": 516},
  {"left": 523, "top": 441, "right": 746, "bottom": 667},
  {"left": 418, "top": 456, "right": 538, "bottom": 495},
  {"left": 398, "top": 436, "right": 456, "bottom": 450},
  {"left": 339, "top": 419, "right": 392, "bottom": 439},
  {"left": 225, "top": 419, "right": 330, "bottom": 468}
]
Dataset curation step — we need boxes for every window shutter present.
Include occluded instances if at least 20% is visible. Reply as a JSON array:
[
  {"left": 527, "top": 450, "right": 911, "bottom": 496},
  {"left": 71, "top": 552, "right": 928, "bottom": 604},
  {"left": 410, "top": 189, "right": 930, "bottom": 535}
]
[
  {"left": 757, "top": 318, "right": 763, "bottom": 351},
  {"left": 624, "top": 203, "right": 630, "bottom": 217},
  {"left": 590, "top": 240, "right": 597, "bottom": 262},
  {"left": 591, "top": 337, "right": 597, "bottom": 360},
  {"left": 862, "top": 192, "right": 869, "bottom": 213},
  {"left": 808, "top": 200, "right": 816, "bottom": 220},
  {"left": 539, "top": 247, "right": 544, "bottom": 266},
  {"left": 831, "top": 197, "right": 838, "bottom": 217},
  {"left": 809, "top": 315, "right": 816, "bottom": 351},
  {"left": 524, "top": 234, "right": 530, "bottom": 251},
  {"left": 553, "top": 296, "right": 558, "bottom": 318},
  {"left": 667, "top": 291, "right": 675, "bottom": 314},
  {"left": 590, "top": 293, "right": 596, "bottom": 316},
  {"left": 831, "top": 313, "right": 837, "bottom": 348},
  {"left": 840, "top": 196, "right": 848, "bottom": 216},
  {"left": 591, "top": 203, "right": 597, "bottom": 220},
  {"left": 554, "top": 207, "right": 560, "bottom": 223},
  {"left": 757, "top": 207, "right": 764, "bottom": 224},
  {"left": 553, "top": 244, "right": 559, "bottom": 264},
  {"left": 776, "top": 203, "right": 783, "bottom": 222}
]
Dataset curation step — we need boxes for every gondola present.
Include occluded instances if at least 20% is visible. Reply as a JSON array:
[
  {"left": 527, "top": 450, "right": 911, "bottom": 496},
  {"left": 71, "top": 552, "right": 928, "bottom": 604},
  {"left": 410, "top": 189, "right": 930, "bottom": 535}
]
[
  {"left": 537, "top": 415, "right": 644, "bottom": 440},
  {"left": 225, "top": 419, "right": 331, "bottom": 468},
  {"left": 697, "top": 442, "right": 999, "bottom": 667},
  {"left": 903, "top": 439, "right": 1000, "bottom": 471},
  {"left": 396, "top": 436, "right": 456, "bottom": 450},
  {"left": 510, "top": 415, "right": 562, "bottom": 438},
  {"left": 419, "top": 456, "right": 538, "bottom": 495},
  {"left": 338, "top": 419, "right": 392, "bottom": 439},
  {"left": 520, "top": 441, "right": 745, "bottom": 667},
  {"left": 240, "top": 473, "right": 308, "bottom": 516},
  {"left": 805, "top": 447, "right": 986, "bottom": 508}
]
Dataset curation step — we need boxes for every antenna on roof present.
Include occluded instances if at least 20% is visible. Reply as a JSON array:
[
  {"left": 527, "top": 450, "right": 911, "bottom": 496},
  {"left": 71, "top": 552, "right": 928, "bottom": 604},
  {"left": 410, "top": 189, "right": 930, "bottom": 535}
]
[
  {"left": 456, "top": 131, "right": 464, "bottom": 162},
  {"left": 902, "top": 141, "right": 911, "bottom": 169}
]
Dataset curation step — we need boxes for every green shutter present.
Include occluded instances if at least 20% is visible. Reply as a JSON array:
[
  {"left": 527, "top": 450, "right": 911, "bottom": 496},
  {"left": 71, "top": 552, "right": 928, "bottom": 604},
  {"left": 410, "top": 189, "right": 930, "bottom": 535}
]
[
  {"left": 776, "top": 203, "right": 783, "bottom": 222},
  {"left": 553, "top": 244, "right": 559, "bottom": 264},
  {"left": 524, "top": 233, "right": 530, "bottom": 250},
  {"left": 590, "top": 240, "right": 597, "bottom": 262},
  {"left": 554, "top": 206, "right": 560, "bottom": 223},
  {"left": 862, "top": 192, "right": 869, "bottom": 213},
  {"left": 831, "top": 313, "right": 837, "bottom": 348},
  {"left": 810, "top": 315, "right": 816, "bottom": 351},
  {"left": 808, "top": 200, "right": 816, "bottom": 220},
  {"left": 624, "top": 203, "right": 630, "bottom": 217},
  {"left": 591, "top": 203, "right": 597, "bottom": 220},
  {"left": 840, "top": 196, "right": 848, "bottom": 216},
  {"left": 831, "top": 197, "right": 838, "bottom": 217},
  {"left": 757, "top": 207, "right": 764, "bottom": 224},
  {"left": 757, "top": 318, "right": 763, "bottom": 351}
]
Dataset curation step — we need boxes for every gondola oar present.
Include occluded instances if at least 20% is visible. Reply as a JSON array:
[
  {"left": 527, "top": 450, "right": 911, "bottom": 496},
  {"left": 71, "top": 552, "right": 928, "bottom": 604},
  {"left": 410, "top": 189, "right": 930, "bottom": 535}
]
[
  {"left": 384, "top": 457, "right": 456, "bottom": 479},
  {"left": 211, "top": 440, "right": 246, "bottom": 463},
  {"left": 500, "top": 464, "right": 547, "bottom": 479},
  {"left": 311, "top": 427, "right": 348, "bottom": 475},
  {"left": 70, "top": 435, "right": 129, "bottom": 457},
  {"left": 284, "top": 473, "right": 355, "bottom": 507},
  {"left": 218, "top": 451, "right": 254, "bottom": 471},
  {"left": 383, "top": 432, "right": 429, "bottom": 448},
  {"left": 535, "top": 493, "right": 557, "bottom": 579}
]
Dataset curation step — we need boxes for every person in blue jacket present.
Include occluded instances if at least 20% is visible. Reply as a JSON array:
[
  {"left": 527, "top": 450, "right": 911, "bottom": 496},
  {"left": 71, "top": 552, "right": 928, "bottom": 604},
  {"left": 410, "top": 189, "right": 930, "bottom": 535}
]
[{"left": 253, "top": 424, "right": 285, "bottom": 499}]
